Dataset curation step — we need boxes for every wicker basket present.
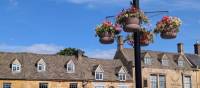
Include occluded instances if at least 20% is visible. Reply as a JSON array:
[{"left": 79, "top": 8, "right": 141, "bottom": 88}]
[
  {"left": 123, "top": 17, "right": 140, "bottom": 33},
  {"left": 161, "top": 31, "right": 177, "bottom": 39},
  {"left": 99, "top": 32, "right": 114, "bottom": 44},
  {"left": 126, "top": 17, "right": 139, "bottom": 24}
]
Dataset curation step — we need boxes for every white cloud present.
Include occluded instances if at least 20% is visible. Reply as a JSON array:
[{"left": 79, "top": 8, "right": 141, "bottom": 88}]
[
  {"left": 86, "top": 49, "right": 116, "bottom": 59},
  {"left": 0, "top": 43, "right": 116, "bottom": 59},
  {"left": 0, "top": 44, "right": 63, "bottom": 54},
  {"left": 63, "top": 0, "right": 200, "bottom": 10},
  {"left": 23, "top": 44, "right": 64, "bottom": 54}
]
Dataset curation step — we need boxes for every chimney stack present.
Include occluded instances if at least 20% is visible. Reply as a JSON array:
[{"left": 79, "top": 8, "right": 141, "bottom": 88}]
[
  {"left": 77, "top": 50, "right": 83, "bottom": 60},
  {"left": 117, "top": 35, "right": 124, "bottom": 50},
  {"left": 194, "top": 41, "right": 200, "bottom": 55},
  {"left": 177, "top": 43, "right": 184, "bottom": 54}
]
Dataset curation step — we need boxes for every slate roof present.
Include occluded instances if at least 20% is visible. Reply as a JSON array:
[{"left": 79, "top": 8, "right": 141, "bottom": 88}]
[
  {"left": 0, "top": 52, "right": 132, "bottom": 81},
  {"left": 185, "top": 54, "right": 200, "bottom": 68},
  {"left": 115, "top": 48, "right": 198, "bottom": 70}
]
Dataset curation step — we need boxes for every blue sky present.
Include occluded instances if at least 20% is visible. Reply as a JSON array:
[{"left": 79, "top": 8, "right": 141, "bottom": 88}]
[{"left": 0, "top": 0, "right": 200, "bottom": 59}]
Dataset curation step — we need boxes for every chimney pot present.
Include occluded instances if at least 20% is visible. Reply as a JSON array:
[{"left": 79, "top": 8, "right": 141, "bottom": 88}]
[
  {"left": 194, "top": 42, "right": 200, "bottom": 55},
  {"left": 177, "top": 43, "right": 184, "bottom": 54},
  {"left": 117, "top": 35, "right": 124, "bottom": 50}
]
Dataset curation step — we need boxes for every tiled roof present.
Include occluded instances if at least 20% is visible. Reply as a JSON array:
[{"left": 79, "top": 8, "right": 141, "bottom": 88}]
[
  {"left": 0, "top": 52, "right": 132, "bottom": 81},
  {"left": 115, "top": 48, "right": 196, "bottom": 70},
  {"left": 185, "top": 54, "right": 200, "bottom": 68}
]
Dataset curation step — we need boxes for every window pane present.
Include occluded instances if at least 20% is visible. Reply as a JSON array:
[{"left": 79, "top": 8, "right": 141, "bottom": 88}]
[
  {"left": 38, "top": 64, "right": 45, "bottom": 71},
  {"left": 70, "top": 83, "right": 77, "bottom": 88},
  {"left": 119, "top": 86, "right": 128, "bottom": 88},
  {"left": 95, "top": 72, "right": 103, "bottom": 80},
  {"left": 144, "top": 79, "right": 148, "bottom": 87},
  {"left": 150, "top": 75, "right": 158, "bottom": 88},
  {"left": 39, "top": 65, "right": 42, "bottom": 70},
  {"left": 159, "top": 75, "right": 166, "bottom": 88},
  {"left": 119, "top": 73, "right": 126, "bottom": 81},
  {"left": 184, "top": 76, "right": 191, "bottom": 88},
  {"left": 39, "top": 83, "right": 48, "bottom": 88},
  {"left": 12, "top": 64, "right": 20, "bottom": 72},
  {"left": 95, "top": 86, "right": 104, "bottom": 88},
  {"left": 162, "top": 59, "right": 168, "bottom": 66},
  {"left": 3, "top": 83, "right": 11, "bottom": 88},
  {"left": 144, "top": 57, "right": 152, "bottom": 65},
  {"left": 67, "top": 64, "right": 74, "bottom": 72},
  {"left": 178, "top": 60, "right": 184, "bottom": 67}
]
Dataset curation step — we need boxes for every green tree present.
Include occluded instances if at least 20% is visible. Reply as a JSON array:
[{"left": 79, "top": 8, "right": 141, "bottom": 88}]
[{"left": 57, "top": 48, "right": 85, "bottom": 56}]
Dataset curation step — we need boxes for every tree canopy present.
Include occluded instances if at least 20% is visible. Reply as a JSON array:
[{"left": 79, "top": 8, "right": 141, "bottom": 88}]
[{"left": 57, "top": 48, "right": 85, "bottom": 56}]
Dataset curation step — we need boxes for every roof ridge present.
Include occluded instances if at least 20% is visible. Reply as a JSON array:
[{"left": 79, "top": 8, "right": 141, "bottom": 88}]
[{"left": 123, "top": 48, "right": 195, "bottom": 55}]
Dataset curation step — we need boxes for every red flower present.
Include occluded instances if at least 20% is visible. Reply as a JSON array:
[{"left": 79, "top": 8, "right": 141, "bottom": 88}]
[
  {"left": 103, "top": 21, "right": 112, "bottom": 27},
  {"left": 130, "top": 6, "right": 137, "bottom": 13},
  {"left": 162, "top": 16, "right": 169, "bottom": 21}
]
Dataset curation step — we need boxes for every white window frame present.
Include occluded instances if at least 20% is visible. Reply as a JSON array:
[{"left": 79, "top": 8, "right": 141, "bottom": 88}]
[
  {"left": 118, "top": 73, "right": 126, "bottom": 81},
  {"left": 12, "top": 64, "right": 21, "bottom": 73},
  {"left": 184, "top": 76, "right": 192, "bottom": 88},
  {"left": 95, "top": 86, "right": 104, "bottom": 88},
  {"left": 67, "top": 62, "right": 75, "bottom": 73},
  {"left": 162, "top": 59, "right": 168, "bottom": 66},
  {"left": 95, "top": 72, "right": 103, "bottom": 80},
  {"left": 144, "top": 57, "right": 152, "bottom": 65},
  {"left": 178, "top": 60, "right": 184, "bottom": 67},
  {"left": 118, "top": 85, "right": 128, "bottom": 88},
  {"left": 150, "top": 74, "right": 166, "bottom": 88},
  {"left": 37, "top": 64, "right": 46, "bottom": 72}
]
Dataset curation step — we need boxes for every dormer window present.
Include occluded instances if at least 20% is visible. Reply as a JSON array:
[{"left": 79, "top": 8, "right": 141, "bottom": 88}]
[
  {"left": 95, "top": 65, "right": 104, "bottom": 80},
  {"left": 67, "top": 60, "right": 75, "bottom": 73},
  {"left": 178, "top": 60, "right": 184, "bottom": 67},
  {"left": 95, "top": 72, "right": 103, "bottom": 80},
  {"left": 119, "top": 73, "right": 126, "bottom": 81},
  {"left": 37, "top": 59, "right": 46, "bottom": 72},
  {"left": 12, "top": 64, "right": 21, "bottom": 73},
  {"left": 118, "top": 66, "right": 127, "bottom": 81},
  {"left": 162, "top": 59, "right": 168, "bottom": 66},
  {"left": 38, "top": 64, "right": 46, "bottom": 72},
  {"left": 144, "top": 57, "right": 152, "bottom": 65},
  {"left": 11, "top": 59, "right": 21, "bottom": 73}
]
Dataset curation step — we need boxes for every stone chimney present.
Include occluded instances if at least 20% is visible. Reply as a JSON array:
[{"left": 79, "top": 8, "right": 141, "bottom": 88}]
[
  {"left": 77, "top": 50, "right": 83, "bottom": 60},
  {"left": 194, "top": 41, "right": 200, "bottom": 55},
  {"left": 177, "top": 43, "right": 184, "bottom": 54},
  {"left": 117, "top": 35, "right": 124, "bottom": 50}
]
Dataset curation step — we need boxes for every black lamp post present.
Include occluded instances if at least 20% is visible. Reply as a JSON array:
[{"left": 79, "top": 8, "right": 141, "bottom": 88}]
[
  {"left": 132, "top": 0, "right": 142, "bottom": 88},
  {"left": 96, "top": 0, "right": 170, "bottom": 88}
]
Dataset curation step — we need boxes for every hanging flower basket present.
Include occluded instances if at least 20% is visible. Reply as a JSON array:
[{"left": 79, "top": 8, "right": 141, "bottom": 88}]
[
  {"left": 124, "top": 17, "right": 140, "bottom": 32},
  {"left": 160, "top": 30, "right": 177, "bottom": 39},
  {"left": 126, "top": 17, "right": 140, "bottom": 24},
  {"left": 95, "top": 21, "right": 121, "bottom": 44},
  {"left": 116, "top": 6, "right": 149, "bottom": 33},
  {"left": 126, "top": 29, "right": 153, "bottom": 46},
  {"left": 154, "top": 16, "right": 182, "bottom": 39},
  {"left": 99, "top": 32, "right": 114, "bottom": 44}
]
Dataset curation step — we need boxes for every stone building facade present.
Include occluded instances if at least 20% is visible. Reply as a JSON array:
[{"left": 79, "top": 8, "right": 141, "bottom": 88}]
[
  {"left": 0, "top": 52, "right": 133, "bottom": 88},
  {"left": 0, "top": 37, "right": 200, "bottom": 88},
  {"left": 114, "top": 36, "right": 200, "bottom": 88}
]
